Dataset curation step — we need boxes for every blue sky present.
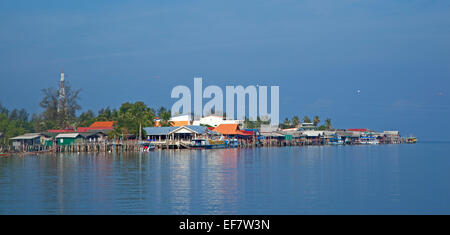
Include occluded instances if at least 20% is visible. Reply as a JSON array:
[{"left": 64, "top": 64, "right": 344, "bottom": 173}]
[{"left": 0, "top": 0, "right": 449, "bottom": 140}]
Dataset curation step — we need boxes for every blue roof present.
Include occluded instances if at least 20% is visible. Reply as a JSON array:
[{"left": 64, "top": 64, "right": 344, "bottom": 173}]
[
  {"left": 184, "top": 125, "right": 208, "bottom": 134},
  {"left": 144, "top": 127, "right": 177, "bottom": 135}
]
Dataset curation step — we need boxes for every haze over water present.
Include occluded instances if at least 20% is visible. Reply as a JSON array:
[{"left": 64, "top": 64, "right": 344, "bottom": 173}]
[{"left": 1, "top": 143, "right": 449, "bottom": 214}]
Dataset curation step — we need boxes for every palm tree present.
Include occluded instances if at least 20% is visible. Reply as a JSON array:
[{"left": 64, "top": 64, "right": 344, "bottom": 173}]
[
  {"left": 325, "top": 118, "right": 332, "bottom": 130},
  {"left": 283, "top": 118, "right": 291, "bottom": 129},
  {"left": 292, "top": 116, "right": 300, "bottom": 128},
  {"left": 313, "top": 116, "right": 320, "bottom": 126},
  {"left": 132, "top": 103, "right": 155, "bottom": 140},
  {"left": 303, "top": 116, "right": 311, "bottom": 123},
  {"left": 159, "top": 110, "right": 172, "bottom": 127}
]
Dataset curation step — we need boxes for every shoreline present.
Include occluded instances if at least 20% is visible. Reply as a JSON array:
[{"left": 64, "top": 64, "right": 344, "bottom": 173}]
[{"left": 2, "top": 141, "right": 416, "bottom": 156}]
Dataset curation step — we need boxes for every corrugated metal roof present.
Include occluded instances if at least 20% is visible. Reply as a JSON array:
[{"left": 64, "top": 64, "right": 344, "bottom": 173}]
[
  {"left": 144, "top": 127, "right": 177, "bottom": 135},
  {"left": 10, "top": 133, "right": 42, "bottom": 140},
  {"left": 260, "top": 132, "right": 284, "bottom": 137},
  {"left": 336, "top": 131, "right": 360, "bottom": 137},
  {"left": 302, "top": 131, "right": 324, "bottom": 137},
  {"left": 183, "top": 125, "right": 208, "bottom": 134},
  {"left": 56, "top": 133, "right": 82, "bottom": 138},
  {"left": 260, "top": 125, "right": 278, "bottom": 133}
]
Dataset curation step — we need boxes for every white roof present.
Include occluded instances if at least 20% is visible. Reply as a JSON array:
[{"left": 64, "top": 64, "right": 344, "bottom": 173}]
[
  {"left": 260, "top": 132, "right": 284, "bottom": 137},
  {"left": 56, "top": 133, "right": 82, "bottom": 138},
  {"left": 260, "top": 125, "right": 278, "bottom": 133},
  {"left": 384, "top": 131, "right": 399, "bottom": 135},
  {"left": 302, "top": 130, "right": 324, "bottom": 137},
  {"left": 324, "top": 131, "right": 337, "bottom": 136},
  {"left": 170, "top": 114, "right": 191, "bottom": 122},
  {"left": 10, "top": 133, "right": 42, "bottom": 140}
]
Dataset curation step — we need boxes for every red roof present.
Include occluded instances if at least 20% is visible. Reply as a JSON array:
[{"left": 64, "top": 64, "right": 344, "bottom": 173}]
[
  {"left": 347, "top": 128, "right": 370, "bottom": 132},
  {"left": 77, "top": 127, "right": 93, "bottom": 132},
  {"left": 238, "top": 130, "right": 254, "bottom": 136}
]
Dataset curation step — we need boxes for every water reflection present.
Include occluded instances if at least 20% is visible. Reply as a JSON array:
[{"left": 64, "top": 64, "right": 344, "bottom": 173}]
[{"left": 0, "top": 144, "right": 449, "bottom": 214}]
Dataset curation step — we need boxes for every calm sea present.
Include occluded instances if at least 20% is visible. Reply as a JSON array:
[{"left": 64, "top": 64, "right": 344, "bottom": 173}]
[{"left": 1, "top": 143, "right": 449, "bottom": 214}]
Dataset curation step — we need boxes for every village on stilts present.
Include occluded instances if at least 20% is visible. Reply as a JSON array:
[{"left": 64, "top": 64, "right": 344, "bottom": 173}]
[{"left": 2, "top": 113, "right": 416, "bottom": 155}]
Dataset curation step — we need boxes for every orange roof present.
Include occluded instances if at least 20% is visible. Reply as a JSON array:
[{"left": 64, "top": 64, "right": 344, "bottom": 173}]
[
  {"left": 89, "top": 121, "right": 116, "bottom": 129},
  {"left": 171, "top": 121, "right": 190, "bottom": 127},
  {"left": 153, "top": 120, "right": 189, "bottom": 127},
  {"left": 213, "top": 124, "right": 240, "bottom": 135}
]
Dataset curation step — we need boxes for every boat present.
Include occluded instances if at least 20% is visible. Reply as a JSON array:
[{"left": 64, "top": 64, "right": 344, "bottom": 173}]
[
  {"left": 190, "top": 139, "right": 227, "bottom": 149},
  {"left": 360, "top": 136, "right": 379, "bottom": 145},
  {"left": 328, "top": 135, "right": 344, "bottom": 145},
  {"left": 405, "top": 137, "right": 417, "bottom": 144},
  {"left": 329, "top": 140, "right": 344, "bottom": 145},
  {"left": 140, "top": 142, "right": 156, "bottom": 152},
  {"left": 0, "top": 153, "right": 10, "bottom": 157}
]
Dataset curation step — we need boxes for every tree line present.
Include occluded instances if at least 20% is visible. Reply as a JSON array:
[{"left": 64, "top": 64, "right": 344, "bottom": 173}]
[
  {"left": 280, "top": 115, "right": 332, "bottom": 130},
  {"left": 0, "top": 82, "right": 172, "bottom": 142},
  {"left": 1, "top": 82, "right": 334, "bottom": 144},
  {"left": 243, "top": 115, "right": 332, "bottom": 130}
]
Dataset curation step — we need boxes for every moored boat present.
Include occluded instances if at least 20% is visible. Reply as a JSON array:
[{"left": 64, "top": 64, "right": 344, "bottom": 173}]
[
  {"left": 360, "top": 136, "right": 379, "bottom": 145},
  {"left": 190, "top": 139, "right": 227, "bottom": 149},
  {"left": 328, "top": 135, "right": 344, "bottom": 145},
  {"left": 140, "top": 142, "right": 156, "bottom": 152},
  {"left": 405, "top": 137, "right": 417, "bottom": 144}
]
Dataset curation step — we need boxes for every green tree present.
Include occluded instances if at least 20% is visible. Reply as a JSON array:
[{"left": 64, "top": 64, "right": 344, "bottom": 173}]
[
  {"left": 0, "top": 104, "right": 32, "bottom": 142},
  {"left": 96, "top": 107, "right": 113, "bottom": 121},
  {"left": 325, "top": 118, "right": 332, "bottom": 130},
  {"left": 313, "top": 116, "right": 320, "bottom": 126},
  {"left": 39, "top": 83, "right": 81, "bottom": 129},
  {"left": 78, "top": 110, "right": 96, "bottom": 127},
  {"left": 282, "top": 117, "right": 291, "bottom": 129},
  {"left": 292, "top": 116, "right": 300, "bottom": 128},
  {"left": 157, "top": 107, "right": 172, "bottom": 127},
  {"left": 303, "top": 116, "right": 311, "bottom": 123},
  {"left": 116, "top": 102, "right": 155, "bottom": 140}
]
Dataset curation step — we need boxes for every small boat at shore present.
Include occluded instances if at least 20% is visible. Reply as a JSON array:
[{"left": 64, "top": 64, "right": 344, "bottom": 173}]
[
  {"left": 329, "top": 140, "right": 344, "bottom": 145},
  {"left": 329, "top": 135, "right": 344, "bottom": 145},
  {"left": 0, "top": 153, "right": 10, "bottom": 157},
  {"left": 360, "top": 136, "right": 379, "bottom": 145},
  {"left": 190, "top": 139, "right": 227, "bottom": 149},
  {"left": 140, "top": 142, "right": 156, "bottom": 152},
  {"left": 405, "top": 137, "right": 417, "bottom": 144}
]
